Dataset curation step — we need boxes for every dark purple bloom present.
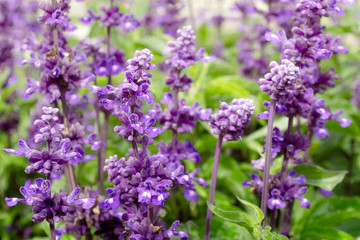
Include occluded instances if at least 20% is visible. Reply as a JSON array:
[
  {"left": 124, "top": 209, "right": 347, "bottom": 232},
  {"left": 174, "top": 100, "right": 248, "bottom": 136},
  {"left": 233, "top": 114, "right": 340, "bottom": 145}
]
[
  {"left": 5, "top": 179, "right": 94, "bottom": 222},
  {"left": 243, "top": 170, "right": 310, "bottom": 209},
  {"left": 267, "top": 189, "right": 286, "bottom": 210},
  {"left": 258, "top": 60, "right": 301, "bottom": 102},
  {"left": 165, "top": 25, "right": 215, "bottom": 72},
  {"left": 209, "top": 98, "right": 255, "bottom": 141},
  {"left": 149, "top": 93, "right": 212, "bottom": 134}
]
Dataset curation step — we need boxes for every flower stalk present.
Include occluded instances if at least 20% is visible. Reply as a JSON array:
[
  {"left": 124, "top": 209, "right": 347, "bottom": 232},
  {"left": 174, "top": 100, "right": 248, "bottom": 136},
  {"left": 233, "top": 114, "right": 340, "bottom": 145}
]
[
  {"left": 97, "top": 0, "right": 114, "bottom": 193},
  {"left": 280, "top": 115, "right": 294, "bottom": 181},
  {"left": 261, "top": 99, "right": 276, "bottom": 228},
  {"left": 60, "top": 88, "right": 77, "bottom": 192},
  {"left": 204, "top": 133, "right": 224, "bottom": 240},
  {"left": 49, "top": 220, "right": 56, "bottom": 240}
]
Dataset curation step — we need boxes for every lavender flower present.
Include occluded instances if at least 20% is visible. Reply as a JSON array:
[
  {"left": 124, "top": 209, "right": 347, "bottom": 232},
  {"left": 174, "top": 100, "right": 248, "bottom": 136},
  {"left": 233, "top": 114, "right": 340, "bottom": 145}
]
[
  {"left": 209, "top": 98, "right": 255, "bottom": 141},
  {"left": 258, "top": 60, "right": 301, "bottom": 102},
  {"left": 243, "top": 170, "right": 310, "bottom": 210},
  {"left": 62, "top": 187, "right": 127, "bottom": 239},
  {"left": 80, "top": 5, "right": 140, "bottom": 32},
  {"left": 165, "top": 25, "right": 214, "bottom": 72},
  {"left": 205, "top": 98, "right": 255, "bottom": 240},
  {"left": 0, "top": 0, "right": 39, "bottom": 86},
  {"left": 3, "top": 107, "right": 83, "bottom": 176},
  {"left": 5, "top": 178, "right": 94, "bottom": 222},
  {"left": 149, "top": 94, "right": 211, "bottom": 133},
  {"left": 143, "top": 0, "right": 186, "bottom": 37}
]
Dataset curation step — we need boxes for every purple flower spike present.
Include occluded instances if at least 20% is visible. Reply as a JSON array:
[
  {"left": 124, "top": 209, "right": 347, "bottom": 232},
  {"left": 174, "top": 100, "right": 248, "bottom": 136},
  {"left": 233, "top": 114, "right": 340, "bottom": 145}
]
[
  {"left": 165, "top": 25, "right": 214, "bottom": 71},
  {"left": 209, "top": 98, "right": 255, "bottom": 141},
  {"left": 258, "top": 59, "right": 301, "bottom": 102},
  {"left": 5, "top": 179, "right": 94, "bottom": 223}
]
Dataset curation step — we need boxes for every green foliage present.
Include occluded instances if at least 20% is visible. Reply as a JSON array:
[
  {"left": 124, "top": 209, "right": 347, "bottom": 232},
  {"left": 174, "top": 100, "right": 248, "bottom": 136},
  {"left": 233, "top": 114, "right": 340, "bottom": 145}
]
[
  {"left": 208, "top": 197, "right": 288, "bottom": 240},
  {"left": 293, "top": 164, "right": 347, "bottom": 191}
]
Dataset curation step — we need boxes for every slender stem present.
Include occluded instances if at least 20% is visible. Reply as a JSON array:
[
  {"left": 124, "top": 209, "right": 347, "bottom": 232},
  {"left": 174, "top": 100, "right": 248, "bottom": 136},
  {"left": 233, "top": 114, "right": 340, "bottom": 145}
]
[
  {"left": 204, "top": 134, "right": 224, "bottom": 240},
  {"left": 270, "top": 209, "right": 278, "bottom": 230},
  {"left": 97, "top": 111, "right": 109, "bottom": 193},
  {"left": 279, "top": 115, "right": 293, "bottom": 181},
  {"left": 170, "top": 88, "right": 179, "bottom": 149},
  {"left": 151, "top": 205, "right": 160, "bottom": 223},
  {"left": 303, "top": 128, "right": 313, "bottom": 163},
  {"left": 280, "top": 200, "right": 294, "bottom": 236},
  {"left": 131, "top": 139, "right": 141, "bottom": 160},
  {"left": 106, "top": 27, "right": 112, "bottom": 85},
  {"left": 94, "top": 78, "right": 104, "bottom": 193},
  {"left": 270, "top": 115, "right": 293, "bottom": 230},
  {"left": 260, "top": 100, "right": 276, "bottom": 229},
  {"left": 296, "top": 115, "right": 301, "bottom": 132},
  {"left": 60, "top": 89, "right": 77, "bottom": 191},
  {"left": 85, "top": 228, "right": 92, "bottom": 240},
  {"left": 49, "top": 220, "right": 56, "bottom": 240},
  {"left": 169, "top": 71, "right": 181, "bottom": 149},
  {"left": 97, "top": 3, "right": 113, "bottom": 190},
  {"left": 304, "top": 110, "right": 313, "bottom": 162},
  {"left": 345, "top": 138, "right": 355, "bottom": 196},
  {"left": 51, "top": 0, "right": 59, "bottom": 55},
  {"left": 53, "top": 28, "right": 59, "bottom": 55},
  {"left": 129, "top": 104, "right": 141, "bottom": 160}
]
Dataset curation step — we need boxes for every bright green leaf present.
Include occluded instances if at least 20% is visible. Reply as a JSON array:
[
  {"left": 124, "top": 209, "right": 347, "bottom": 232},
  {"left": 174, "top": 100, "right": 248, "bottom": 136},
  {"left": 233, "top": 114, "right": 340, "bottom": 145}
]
[
  {"left": 293, "top": 164, "right": 347, "bottom": 191},
  {"left": 207, "top": 201, "right": 253, "bottom": 231},
  {"left": 236, "top": 196, "right": 264, "bottom": 226}
]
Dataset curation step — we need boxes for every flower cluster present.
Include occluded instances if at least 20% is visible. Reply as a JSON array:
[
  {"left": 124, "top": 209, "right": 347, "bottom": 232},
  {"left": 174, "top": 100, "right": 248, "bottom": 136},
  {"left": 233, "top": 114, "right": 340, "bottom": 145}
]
[
  {"left": 266, "top": 1, "right": 350, "bottom": 92},
  {"left": 146, "top": 26, "right": 212, "bottom": 202},
  {"left": 3, "top": 107, "right": 83, "bottom": 176},
  {"left": 60, "top": 187, "right": 127, "bottom": 239},
  {"left": 258, "top": 60, "right": 301, "bottom": 102},
  {"left": 232, "top": 0, "right": 296, "bottom": 80},
  {"left": 97, "top": 48, "right": 193, "bottom": 239},
  {"left": 81, "top": 4, "right": 140, "bottom": 32},
  {"left": 243, "top": 170, "right": 310, "bottom": 210},
  {"left": 0, "top": 0, "right": 39, "bottom": 86},
  {"left": 143, "top": 0, "right": 186, "bottom": 37},
  {"left": 98, "top": 49, "right": 162, "bottom": 146},
  {"left": 209, "top": 98, "right": 255, "bottom": 141},
  {"left": 149, "top": 93, "right": 211, "bottom": 133},
  {"left": 38, "top": 0, "right": 76, "bottom": 31},
  {"left": 165, "top": 25, "right": 214, "bottom": 72},
  {"left": 22, "top": 0, "right": 87, "bottom": 103},
  {"left": 5, "top": 179, "right": 94, "bottom": 223},
  {"left": 243, "top": 1, "right": 353, "bottom": 232}
]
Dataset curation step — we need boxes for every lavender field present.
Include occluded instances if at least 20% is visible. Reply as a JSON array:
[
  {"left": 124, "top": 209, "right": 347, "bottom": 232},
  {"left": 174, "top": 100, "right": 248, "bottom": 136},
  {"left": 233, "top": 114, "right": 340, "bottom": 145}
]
[{"left": 1, "top": 0, "right": 360, "bottom": 239}]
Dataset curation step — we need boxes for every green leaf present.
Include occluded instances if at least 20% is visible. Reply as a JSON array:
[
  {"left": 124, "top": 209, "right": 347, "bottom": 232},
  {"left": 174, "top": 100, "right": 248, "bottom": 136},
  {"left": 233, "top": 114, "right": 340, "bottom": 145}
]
[
  {"left": 207, "top": 201, "right": 253, "bottom": 232},
  {"left": 260, "top": 226, "right": 289, "bottom": 240},
  {"left": 205, "top": 76, "right": 252, "bottom": 99},
  {"left": 293, "top": 164, "right": 347, "bottom": 191},
  {"left": 310, "top": 211, "right": 360, "bottom": 226},
  {"left": 236, "top": 196, "right": 264, "bottom": 226},
  {"left": 301, "top": 225, "right": 354, "bottom": 240},
  {"left": 41, "top": 221, "right": 50, "bottom": 238}
]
